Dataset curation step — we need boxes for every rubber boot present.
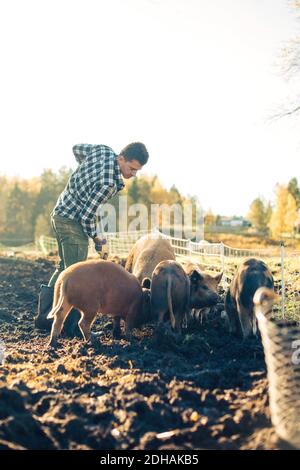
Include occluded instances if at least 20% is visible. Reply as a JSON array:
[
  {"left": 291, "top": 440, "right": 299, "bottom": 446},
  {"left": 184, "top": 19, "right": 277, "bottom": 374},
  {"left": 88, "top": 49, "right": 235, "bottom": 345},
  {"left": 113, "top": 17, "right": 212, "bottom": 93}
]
[{"left": 35, "top": 284, "right": 54, "bottom": 331}]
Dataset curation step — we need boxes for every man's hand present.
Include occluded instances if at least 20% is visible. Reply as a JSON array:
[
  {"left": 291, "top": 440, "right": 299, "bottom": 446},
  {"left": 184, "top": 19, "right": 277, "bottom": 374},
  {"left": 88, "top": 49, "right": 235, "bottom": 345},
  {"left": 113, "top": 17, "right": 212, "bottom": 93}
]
[{"left": 93, "top": 236, "right": 107, "bottom": 252}]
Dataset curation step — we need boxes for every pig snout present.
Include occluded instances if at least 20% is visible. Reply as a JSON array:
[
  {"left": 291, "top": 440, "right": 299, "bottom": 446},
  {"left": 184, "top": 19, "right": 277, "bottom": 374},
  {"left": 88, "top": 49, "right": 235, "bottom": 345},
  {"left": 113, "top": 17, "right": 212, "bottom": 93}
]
[
  {"left": 190, "top": 287, "right": 220, "bottom": 309},
  {"left": 206, "top": 291, "right": 220, "bottom": 306},
  {"left": 188, "top": 269, "right": 222, "bottom": 309},
  {"left": 196, "top": 289, "right": 220, "bottom": 308}
]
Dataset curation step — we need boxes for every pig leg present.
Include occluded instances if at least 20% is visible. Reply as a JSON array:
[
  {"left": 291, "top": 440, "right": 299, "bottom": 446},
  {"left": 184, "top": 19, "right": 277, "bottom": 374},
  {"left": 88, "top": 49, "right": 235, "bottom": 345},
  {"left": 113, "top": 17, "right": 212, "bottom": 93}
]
[
  {"left": 167, "top": 277, "right": 176, "bottom": 330},
  {"left": 182, "top": 313, "right": 188, "bottom": 329},
  {"left": 48, "top": 301, "right": 72, "bottom": 348},
  {"left": 155, "top": 310, "right": 174, "bottom": 336},
  {"left": 112, "top": 317, "right": 121, "bottom": 339},
  {"left": 174, "top": 300, "right": 189, "bottom": 335},
  {"left": 200, "top": 307, "right": 210, "bottom": 324},
  {"left": 227, "top": 311, "right": 238, "bottom": 334},
  {"left": 237, "top": 300, "right": 253, "bottom": 338},
  {"left": 224, "top": 292, "right": 239, "bottom": 334},
  {"left": 151, "top": 299, "right": 170, "bottom": 333},
  {"left": 189, "top": 308, "right": 202, "bottom": 324},
  {"left": 78, "top": 312, "right": 96, "bottom": 342},
  {"left": 124, "top": 321, "right": 133, "bottom": 341},
  {"left": 221, "top": 310, "right": 231, "bottom": 330},
  {"left": 173, "top": 312, "right": 182, "bottom": 335},
  {"left": 153, "top": 309, "right": 169, "bottom": 334},
  {"left": 158, "top": 310, "right": 168, "bottom": 325},
  {"left": 124, "top": 305, "right": 141, "bottom": 341}
]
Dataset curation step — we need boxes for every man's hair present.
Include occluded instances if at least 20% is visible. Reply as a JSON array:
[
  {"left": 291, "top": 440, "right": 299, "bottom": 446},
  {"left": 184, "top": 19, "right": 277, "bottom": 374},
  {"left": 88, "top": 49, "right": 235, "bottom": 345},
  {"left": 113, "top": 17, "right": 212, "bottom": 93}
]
[{"left": 120, "top": 142, "right": 149, "bottom": 165}]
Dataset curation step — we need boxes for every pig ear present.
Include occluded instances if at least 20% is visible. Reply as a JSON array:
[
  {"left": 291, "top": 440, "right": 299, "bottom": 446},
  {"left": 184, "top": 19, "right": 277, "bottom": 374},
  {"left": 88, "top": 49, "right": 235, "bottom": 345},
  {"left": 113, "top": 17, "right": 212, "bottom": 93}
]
[
  {"left": 189, "top": 270, "right": 202, "bottom": 284},
  {"left": 142, "top": 277, "right": 151, "bottom": 289},
  {"left": 214, "top": 272, "right": 223, "bottom": 284}
]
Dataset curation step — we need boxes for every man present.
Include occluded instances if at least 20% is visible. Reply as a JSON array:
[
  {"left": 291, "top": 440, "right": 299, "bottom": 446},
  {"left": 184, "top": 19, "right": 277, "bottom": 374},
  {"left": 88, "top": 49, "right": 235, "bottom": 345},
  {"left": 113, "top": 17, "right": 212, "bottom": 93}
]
[{"left": 35, "top": 142, "right": 149, "bottom": 334}]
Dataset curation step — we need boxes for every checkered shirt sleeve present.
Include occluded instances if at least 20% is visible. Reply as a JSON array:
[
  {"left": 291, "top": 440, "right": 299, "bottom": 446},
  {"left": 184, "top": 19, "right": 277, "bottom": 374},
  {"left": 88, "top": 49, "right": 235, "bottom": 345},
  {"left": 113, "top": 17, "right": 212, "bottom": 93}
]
[
  {"left": 72, "top": 144, "right": 94, "bottom": 164},
  {"left": 53, "top": 144, "right": 124, "bottom": 239}
]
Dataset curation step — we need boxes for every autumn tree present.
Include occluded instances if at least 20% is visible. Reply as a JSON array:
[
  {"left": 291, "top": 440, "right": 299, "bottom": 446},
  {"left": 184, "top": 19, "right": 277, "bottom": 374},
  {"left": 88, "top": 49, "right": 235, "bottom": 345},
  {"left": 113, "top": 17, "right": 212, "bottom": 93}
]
[
  {"left": 34, "top": 202, "right": 55, "bottom": 239},
  {"left": 0, "top": 170, "right": 198, "bottom": 241},
  {"left": 169, "top": 185, "right": 183, "bottom": 205},
  {"left": 127, "top": 178, "right": 140, "bottom": 204},
  {"left": 248, "top": 197, "right": 272, "bottom": 234},
  {"left": 0, "top": 176, "right": 9, "bottom": 233},
  {"left": 33, "top": 167, "right": 72, "bottom": 236},
  {"left": 269, "top": 185, "right": 298, "bottom": 238},
  {"left": 204, "top": 209, "right": 216, "bottom": 226},
  {"left": 288, "top": 177, "right": 300, "bottom": 210}
]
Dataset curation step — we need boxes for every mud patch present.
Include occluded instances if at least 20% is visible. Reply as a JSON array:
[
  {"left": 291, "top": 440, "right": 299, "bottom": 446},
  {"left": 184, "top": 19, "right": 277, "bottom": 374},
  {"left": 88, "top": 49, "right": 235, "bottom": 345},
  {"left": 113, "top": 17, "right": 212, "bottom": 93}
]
[{"left": 0, "top": 256, "right": 281, "bottom": 449}]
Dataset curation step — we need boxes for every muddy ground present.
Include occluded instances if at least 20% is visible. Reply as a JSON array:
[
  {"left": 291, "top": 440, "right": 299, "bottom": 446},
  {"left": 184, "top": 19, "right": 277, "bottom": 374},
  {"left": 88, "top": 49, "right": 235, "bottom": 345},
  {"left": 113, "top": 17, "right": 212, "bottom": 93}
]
[{"left": 0, "top": 256, "right": 283, "bottom": 450}]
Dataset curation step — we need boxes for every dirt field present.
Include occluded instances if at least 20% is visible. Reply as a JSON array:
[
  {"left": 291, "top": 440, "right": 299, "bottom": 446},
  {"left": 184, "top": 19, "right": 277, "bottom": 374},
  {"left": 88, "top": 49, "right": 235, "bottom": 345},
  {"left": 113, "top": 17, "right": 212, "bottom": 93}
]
[{"left": 0, "top": 255, "right": 286, "bottom": 450}]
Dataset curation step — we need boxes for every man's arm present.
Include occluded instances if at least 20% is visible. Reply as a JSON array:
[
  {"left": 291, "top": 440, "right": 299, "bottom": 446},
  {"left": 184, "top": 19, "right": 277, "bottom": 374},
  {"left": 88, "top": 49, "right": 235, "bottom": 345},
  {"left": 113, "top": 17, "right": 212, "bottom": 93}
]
[
  {"left": 79, "top": 183, "right": 117, "bottom": 238},
  {"left": 72, "top": 144, "right": 94, "bottom": 164}
]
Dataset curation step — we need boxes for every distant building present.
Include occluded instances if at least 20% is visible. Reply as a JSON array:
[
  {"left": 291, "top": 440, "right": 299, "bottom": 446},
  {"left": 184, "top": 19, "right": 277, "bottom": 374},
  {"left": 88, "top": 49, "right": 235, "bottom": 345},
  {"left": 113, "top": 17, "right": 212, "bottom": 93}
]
[{"left": 219, "top": 216, "right": 251, "bottom": 228}]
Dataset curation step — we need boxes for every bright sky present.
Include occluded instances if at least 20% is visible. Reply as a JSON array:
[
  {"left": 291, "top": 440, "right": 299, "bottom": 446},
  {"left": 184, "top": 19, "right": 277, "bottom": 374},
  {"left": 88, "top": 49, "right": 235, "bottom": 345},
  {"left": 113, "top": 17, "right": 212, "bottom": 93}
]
[{"left": 0, "top": 0, "right": 299, "bottom": 215}]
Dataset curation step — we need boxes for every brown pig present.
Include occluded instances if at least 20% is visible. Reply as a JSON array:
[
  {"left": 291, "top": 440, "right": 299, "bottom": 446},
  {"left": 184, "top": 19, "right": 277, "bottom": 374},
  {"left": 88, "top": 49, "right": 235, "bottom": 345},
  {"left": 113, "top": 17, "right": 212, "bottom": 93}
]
[
  {"left": 125, "top": 236, "right": 176, "bottom": 283},
  {"left": 184, "top": 262, "right": 222, "bottom": 310},
  {"left": 225, "top": 258, "right": 274, "bottom": 338},
  {"left": 186, "top": 264, "right": 223, "bottom": 324},
  {"left": 150, "top": 260, "right": 190, "bottom": 334},
  {"left": 47, "top": 260, "right": 151, "bottom": 348}
]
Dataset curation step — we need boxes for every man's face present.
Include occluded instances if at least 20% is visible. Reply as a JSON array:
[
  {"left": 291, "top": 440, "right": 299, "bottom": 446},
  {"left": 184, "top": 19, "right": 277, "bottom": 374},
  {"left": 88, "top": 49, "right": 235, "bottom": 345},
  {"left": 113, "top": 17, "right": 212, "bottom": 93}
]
[{"left": 117, "top": 156, "right": 143, "bottom": 179}]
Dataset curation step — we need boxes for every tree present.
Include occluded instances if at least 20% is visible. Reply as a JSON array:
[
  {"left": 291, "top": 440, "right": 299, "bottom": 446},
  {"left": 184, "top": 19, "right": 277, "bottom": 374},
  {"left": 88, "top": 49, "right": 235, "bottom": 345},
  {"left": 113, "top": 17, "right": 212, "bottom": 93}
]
[
  {"left": 32, "top": 167, "right": 71, "bottom": 230},
  {"left": 127, "top": 178, "right": 140, "bottom": 204},
  {"left": 288, "top": 177, "right": 300, "bottom": 210},
  {"left": 150, "top": 177, "right": 170, "bottom": 205},
  {"left": 169, "top": 185, "right": 183, "bottom": 205},
  {"left": 34, "top": 202, "right": 55, "bottom": 239},
  {"left": 5, "top": 184, "right": 34, "bottom": 240},
  {"left": 274, "top": 1, "right": 300, "bottom": 119},
  {"left": 286, "top": 191, "right": 298, "bottom": 229},
  {"left": 34, "top": 214, "right": 51, "bottom": 239},
  {"left": 248, "top": 197, "right": 272, "bottom": 233},
  {"left": 204, "top": 209, "right": 216, "bottom": 226},
  {"left": 0, "top": 175, "right": 9, "bottom": 234},
  {"left": 0, "top": 169, "right": 200, "bottom": 241},
  {"left": 57, "top": 166, "right": 72, "bottom": 189},
  {"left": 269, "top": 185, "right": 298, "bottom": 238},
  {"left": 215, "top": 214, "right": 222, "bottom": 226}
]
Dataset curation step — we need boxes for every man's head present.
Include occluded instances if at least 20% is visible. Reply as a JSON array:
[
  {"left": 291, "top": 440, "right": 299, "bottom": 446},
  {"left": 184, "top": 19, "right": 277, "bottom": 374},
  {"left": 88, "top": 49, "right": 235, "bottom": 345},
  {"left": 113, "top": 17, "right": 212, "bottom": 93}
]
[{"left": 117, "top": 142, "right": 149, "bottom": 179}]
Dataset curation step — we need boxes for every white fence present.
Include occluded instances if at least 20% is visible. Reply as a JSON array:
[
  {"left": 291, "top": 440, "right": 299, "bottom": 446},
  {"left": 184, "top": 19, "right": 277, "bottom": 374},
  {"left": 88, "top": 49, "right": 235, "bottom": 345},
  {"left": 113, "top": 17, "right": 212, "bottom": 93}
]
[{"left": 37, "top": 229, "right": 228, "bottom": 270}]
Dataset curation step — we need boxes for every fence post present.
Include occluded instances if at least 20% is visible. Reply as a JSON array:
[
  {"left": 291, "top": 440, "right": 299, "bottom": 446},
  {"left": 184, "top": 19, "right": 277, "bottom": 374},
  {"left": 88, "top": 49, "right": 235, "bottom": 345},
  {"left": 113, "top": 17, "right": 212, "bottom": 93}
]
[
  {"left": 280, "top": 241, "right": 285, "bottom": 320},
  {"left": 187, "top": 239, "right": 192, "bottom": 257},
  {"left": 220, "top": 242, "right": 225, "bottom": 275},
  {"left": 39, "top": 235, "right": 45, "bottom": 255}
]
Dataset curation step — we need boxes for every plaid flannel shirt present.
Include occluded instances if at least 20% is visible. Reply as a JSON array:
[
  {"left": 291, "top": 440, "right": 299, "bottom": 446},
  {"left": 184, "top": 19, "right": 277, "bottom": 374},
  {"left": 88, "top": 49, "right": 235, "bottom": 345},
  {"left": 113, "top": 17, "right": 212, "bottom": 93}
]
[{"left": 52, "top": 144, "right": 125, "bottom": 238}]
